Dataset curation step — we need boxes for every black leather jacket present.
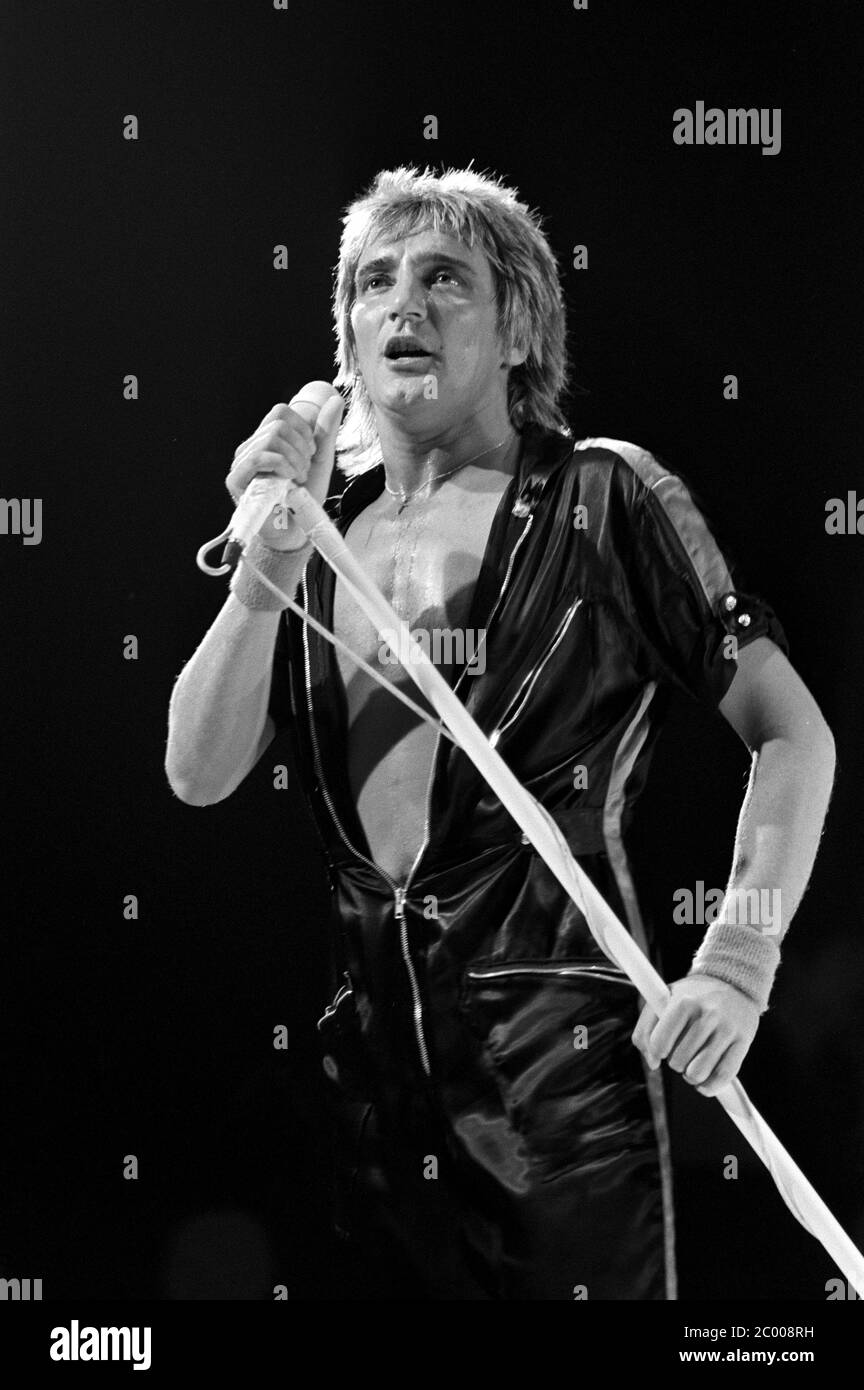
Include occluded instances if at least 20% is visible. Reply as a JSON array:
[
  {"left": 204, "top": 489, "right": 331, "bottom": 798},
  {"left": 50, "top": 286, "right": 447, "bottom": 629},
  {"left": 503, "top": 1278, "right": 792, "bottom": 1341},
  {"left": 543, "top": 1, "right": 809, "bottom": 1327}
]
[{"left": 268, "top": 423, "right": 788, "bottom": 1299}]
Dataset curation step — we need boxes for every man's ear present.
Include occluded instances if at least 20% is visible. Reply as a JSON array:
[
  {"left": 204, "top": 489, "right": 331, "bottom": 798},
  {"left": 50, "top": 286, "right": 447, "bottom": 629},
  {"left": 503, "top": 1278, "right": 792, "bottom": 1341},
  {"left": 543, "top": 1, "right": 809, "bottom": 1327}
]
[
  {"left": 345, "top": 320, "right": 360, "bottom": 370},
  {"left": 502, "top": 338, "right": 529, "bottom": 368},
  {"left": 345, "top": 343, "right": 363, "bottom": 382}
]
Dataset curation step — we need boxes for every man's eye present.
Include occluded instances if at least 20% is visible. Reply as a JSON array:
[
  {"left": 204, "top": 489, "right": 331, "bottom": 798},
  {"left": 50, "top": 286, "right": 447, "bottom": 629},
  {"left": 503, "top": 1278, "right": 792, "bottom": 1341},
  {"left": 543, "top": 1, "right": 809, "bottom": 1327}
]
[{"left": 358, "top": 270, "right": 460, "bottom": 292}]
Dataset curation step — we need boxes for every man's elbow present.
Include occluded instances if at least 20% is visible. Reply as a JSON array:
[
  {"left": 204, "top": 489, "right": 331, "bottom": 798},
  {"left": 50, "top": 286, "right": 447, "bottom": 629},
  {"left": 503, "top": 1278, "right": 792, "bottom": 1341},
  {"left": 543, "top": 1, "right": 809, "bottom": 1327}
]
[
  {"left": 793, "top": 715, "right": 837, "bottom": 792},
  {"left": 817, "top": 721, "right": 837, "bottom": 783},
  {"left": 805, "top": 715, "right": 836, "bottom": 764},
  {"left": 165, "top": 762, "right": 233, "bottom": 807},
  {"left": 164, "top": 720, "right": 276, "bottom": 805}
]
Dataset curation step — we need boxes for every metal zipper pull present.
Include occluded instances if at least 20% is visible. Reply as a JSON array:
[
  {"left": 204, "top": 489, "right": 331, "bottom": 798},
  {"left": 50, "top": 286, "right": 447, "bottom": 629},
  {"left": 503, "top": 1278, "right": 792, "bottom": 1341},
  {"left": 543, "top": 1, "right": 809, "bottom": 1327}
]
[{"left": 393, "top": 885, "right": 431, "bottom": 1076}]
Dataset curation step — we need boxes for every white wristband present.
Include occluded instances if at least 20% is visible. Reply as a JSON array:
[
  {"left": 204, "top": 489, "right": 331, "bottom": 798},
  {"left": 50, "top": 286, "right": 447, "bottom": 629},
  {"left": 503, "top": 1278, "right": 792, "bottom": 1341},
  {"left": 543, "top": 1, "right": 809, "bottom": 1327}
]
[
  {"left": 229, "top": 533, "right": 311, "bottom": 610},
  {"left": 688, "top": 920, "right": 782, "bottom": 1014}
]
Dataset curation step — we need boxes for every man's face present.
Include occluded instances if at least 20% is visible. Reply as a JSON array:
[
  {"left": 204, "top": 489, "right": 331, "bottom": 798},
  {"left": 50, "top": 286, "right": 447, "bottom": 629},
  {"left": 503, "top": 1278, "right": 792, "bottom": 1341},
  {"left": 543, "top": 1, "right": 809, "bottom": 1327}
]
[{"left": 349, "top": 227, "right": 524, "bottom": 437}]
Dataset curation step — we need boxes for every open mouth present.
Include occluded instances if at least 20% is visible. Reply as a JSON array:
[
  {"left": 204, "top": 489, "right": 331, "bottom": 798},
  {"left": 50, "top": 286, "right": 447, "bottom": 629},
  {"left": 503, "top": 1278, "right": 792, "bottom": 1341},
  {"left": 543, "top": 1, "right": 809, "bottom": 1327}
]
[{"left": 383, "top": 338, "right": 436, "bottom": 362}]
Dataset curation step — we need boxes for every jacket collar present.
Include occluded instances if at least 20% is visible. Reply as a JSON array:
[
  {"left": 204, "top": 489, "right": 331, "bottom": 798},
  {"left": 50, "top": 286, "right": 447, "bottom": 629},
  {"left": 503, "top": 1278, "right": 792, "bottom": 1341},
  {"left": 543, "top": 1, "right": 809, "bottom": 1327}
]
[{"left": 510, "top": 422, "right": 575, "bottom": 517}]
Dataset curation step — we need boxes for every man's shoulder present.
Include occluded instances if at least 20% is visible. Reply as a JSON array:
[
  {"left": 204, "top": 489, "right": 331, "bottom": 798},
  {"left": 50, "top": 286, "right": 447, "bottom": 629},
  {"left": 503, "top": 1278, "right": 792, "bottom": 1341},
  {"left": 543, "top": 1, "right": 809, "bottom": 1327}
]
[
  {"left": 568, "top": 432, "right": 731, "bottom": 546},
  {"left": 560, "top": 435, "right": 677, "bottom": 517},
  {"left": 570, "top": 436, "right": 671, "bottom": 490}
]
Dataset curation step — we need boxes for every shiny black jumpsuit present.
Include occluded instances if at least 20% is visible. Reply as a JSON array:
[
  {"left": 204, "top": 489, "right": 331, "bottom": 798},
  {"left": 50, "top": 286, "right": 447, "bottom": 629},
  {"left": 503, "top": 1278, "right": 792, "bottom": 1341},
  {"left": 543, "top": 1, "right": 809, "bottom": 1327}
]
[{"left": 267, "top": 424, "right": 789, "bottom": 1299}]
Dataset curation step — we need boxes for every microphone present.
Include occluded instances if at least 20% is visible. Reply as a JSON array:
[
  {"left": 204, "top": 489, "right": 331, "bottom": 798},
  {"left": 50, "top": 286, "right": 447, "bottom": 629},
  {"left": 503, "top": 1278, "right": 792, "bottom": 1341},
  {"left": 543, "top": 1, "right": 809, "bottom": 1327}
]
[{"left": 222, "top": 380, "right": 341, "bottom": 568}]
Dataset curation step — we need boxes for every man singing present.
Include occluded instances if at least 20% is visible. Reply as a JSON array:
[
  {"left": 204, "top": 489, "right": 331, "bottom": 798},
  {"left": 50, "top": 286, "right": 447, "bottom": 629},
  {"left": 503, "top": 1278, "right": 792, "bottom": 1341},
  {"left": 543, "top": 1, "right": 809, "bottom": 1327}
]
[{"left": 165, "top": 166, "right": 836, "bottom": 1299}]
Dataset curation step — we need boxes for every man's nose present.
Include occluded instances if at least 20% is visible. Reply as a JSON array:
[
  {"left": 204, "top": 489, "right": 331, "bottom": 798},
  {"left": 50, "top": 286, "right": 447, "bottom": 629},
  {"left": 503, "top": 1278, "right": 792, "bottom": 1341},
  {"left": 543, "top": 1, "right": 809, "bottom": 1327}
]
[{"left": 387, "top": 271, "right": 428, "bottom": 320}]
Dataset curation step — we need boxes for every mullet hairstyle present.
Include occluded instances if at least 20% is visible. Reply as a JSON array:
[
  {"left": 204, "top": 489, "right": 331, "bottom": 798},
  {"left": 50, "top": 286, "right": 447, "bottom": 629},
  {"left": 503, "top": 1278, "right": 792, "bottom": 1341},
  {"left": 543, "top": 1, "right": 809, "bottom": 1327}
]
[{"left": 331, "top": 165, "right": 572, "bottom": 477}]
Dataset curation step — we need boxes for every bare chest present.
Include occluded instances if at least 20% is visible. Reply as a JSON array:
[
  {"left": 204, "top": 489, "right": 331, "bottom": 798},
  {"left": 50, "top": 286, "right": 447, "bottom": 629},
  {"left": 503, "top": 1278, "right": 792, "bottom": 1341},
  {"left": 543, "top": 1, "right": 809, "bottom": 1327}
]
[
  {"left": 328, "top": 476, "right": 510, "bottom": 881},
  {"left": 333, "top": 481, "right": 509, "bottom": 682}
]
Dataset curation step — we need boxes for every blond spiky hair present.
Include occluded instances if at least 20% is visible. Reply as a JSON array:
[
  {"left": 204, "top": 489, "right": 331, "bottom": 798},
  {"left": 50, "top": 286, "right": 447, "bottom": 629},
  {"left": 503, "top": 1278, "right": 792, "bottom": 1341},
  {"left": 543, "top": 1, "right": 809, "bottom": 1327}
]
[{"left": 331, "top": 164, "right": 572, "bottom": 476}]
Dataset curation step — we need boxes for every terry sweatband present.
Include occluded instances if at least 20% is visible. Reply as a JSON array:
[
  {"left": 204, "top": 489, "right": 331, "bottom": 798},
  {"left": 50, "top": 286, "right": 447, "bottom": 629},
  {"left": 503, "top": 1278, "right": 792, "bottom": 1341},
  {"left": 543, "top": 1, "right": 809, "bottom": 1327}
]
[
  {"left": 229, "top": 532, "right": 312, "bottom": 610},
  {"left": 688, "top": 919, "right": 782, "bottom": 1015}
]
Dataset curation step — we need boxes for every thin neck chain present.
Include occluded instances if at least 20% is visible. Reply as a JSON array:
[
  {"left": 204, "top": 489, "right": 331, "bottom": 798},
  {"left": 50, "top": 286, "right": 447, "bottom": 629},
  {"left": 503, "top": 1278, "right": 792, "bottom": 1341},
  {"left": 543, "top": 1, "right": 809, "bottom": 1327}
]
[{"left": 383, "top": 434, "right": 515, "bottom": 509}]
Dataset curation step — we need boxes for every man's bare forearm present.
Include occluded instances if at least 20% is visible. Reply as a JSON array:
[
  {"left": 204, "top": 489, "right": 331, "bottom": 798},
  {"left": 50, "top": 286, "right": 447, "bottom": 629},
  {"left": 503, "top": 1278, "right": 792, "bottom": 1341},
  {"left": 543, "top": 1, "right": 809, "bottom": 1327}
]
[
  {"left": 637, "top": 731, "right": 837, "bottom": 1091},
  {"left": 720, "top": 730, "right": 837, "bottom": 940},
  {"left": 167, "top": 382, "right": 341, "bottom": 804},
  {"left": 165, "top": 580, "right": 301, "bottom": 806}
]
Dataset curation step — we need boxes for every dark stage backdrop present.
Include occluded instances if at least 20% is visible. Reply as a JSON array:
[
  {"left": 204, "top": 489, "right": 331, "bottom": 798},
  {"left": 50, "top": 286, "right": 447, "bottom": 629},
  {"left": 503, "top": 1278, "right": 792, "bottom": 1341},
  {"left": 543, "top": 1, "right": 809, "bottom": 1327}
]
[{"left": 2, "top": 0, "right": 862, "bottom": 1303}]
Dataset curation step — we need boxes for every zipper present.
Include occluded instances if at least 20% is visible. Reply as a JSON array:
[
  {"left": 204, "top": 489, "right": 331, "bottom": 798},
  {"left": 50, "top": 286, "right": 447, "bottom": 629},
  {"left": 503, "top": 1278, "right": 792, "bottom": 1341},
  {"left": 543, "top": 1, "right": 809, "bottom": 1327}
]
[
  {"left": 302, "top": 572, "right": 433, "bottom": 1074},
  {"left": 465, "top": 962, "right": 631, "bottom": 986},
  {"left": 393, "top": 884, "right": 430, "bottom": 1074},
  {"left": 300, "top": 512, "right": 534, "bottom": 1079},
  {"left": 385, "top": 512, "right": 536, "bottom": 1073},
  {"left": 489, "top": 595, "right": 583, "bottom": 747}
]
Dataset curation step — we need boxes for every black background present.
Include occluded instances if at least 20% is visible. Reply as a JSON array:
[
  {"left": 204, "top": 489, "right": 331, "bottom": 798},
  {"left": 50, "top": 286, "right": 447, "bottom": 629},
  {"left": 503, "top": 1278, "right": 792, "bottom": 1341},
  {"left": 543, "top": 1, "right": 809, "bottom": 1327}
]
[{"left": 2, "top": 0, "right": 862, "bottom": 1301}]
